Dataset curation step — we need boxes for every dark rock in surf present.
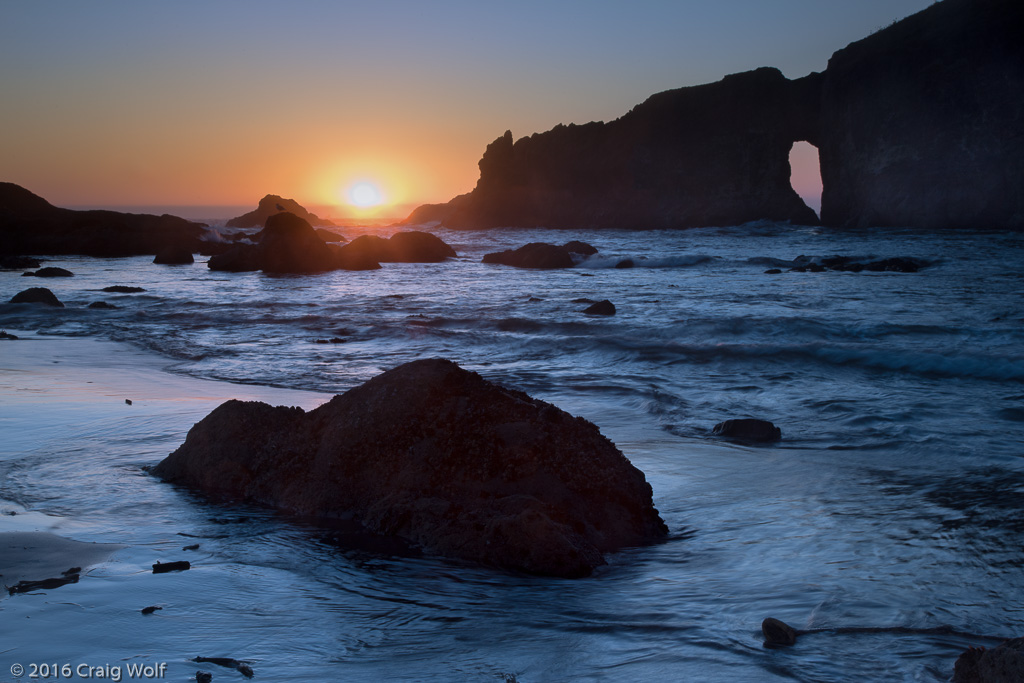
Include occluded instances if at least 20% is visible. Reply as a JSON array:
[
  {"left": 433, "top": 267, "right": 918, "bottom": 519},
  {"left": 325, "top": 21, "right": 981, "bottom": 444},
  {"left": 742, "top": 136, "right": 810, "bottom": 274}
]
[
  {"left": 153, "top": 246, "right": 195, "bottom": 265},
  {"left": 24, "top": 267, "right": 73, "bottom": 278},
  {"left": 195, "top": 672, "right": 213, "bottom": 683},
  {"left": 563, "top": 241, "right": 598, "bottom": 256},
  {"left": 153, "top": 358, "right": 667, "bottom": 577},
  {"left": 336, "top": 231, "right": 456, "bottom": 263},
  {"left": 483, "top": 242, "right": 575, "bottom": 269},
  {"left": 572, "top": 298, "right": 598, "bottom": 304},
  {"left": 764, "top": 268, "right": 782, "bottom": 274},
  {"left": 0, "top": 331, "right": 18, "bottom": 340},
  {"left": 712, "top": 418, "right": 782, "bottom": 443},
  {"left": 209, "top": 212, "right": 378, "bottom": 273},
  {"left": 102, "top": 285, "right": 146, "bottom": 293},
  {"left": 141, "top": 605, "right": 162, "bottom": 615},
  {"left": 953, "top": 637, "right": 1024, "bottom": 683},
  {"left": 583, "top": 300, "right": 616, "bottom": 316},
  {"left": 1, "top": 256, "right": 41, "bottom": 270},
  {"left": 9, "top": 287, "right": 64, "bottom": 307},
  {"left": 226, "top": 194, "right": 335, "bottom": 228},
  {"left": 614, "top": 259, "right": 635, "bottom": 269},
  {"left": 762, "top": 617, "right": 799, "bottom": 646},
  {"left": 88, "top": 301, "right": 117, "bottom": 309}
]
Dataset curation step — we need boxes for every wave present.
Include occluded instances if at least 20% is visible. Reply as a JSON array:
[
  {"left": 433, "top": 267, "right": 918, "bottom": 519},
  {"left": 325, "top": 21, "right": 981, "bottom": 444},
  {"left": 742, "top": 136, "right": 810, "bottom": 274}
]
[{"left": 577, "top": 254, "right": 715, "bottom": 269}]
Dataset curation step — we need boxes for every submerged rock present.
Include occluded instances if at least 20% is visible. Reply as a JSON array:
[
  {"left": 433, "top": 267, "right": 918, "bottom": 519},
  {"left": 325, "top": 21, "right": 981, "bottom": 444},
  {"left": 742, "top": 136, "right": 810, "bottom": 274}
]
[
  {"left": 9, "top": 287, "right": 64, "bottom": 307},
  {"left": 154, "top": 359, "right": 667, "bottom": 577},
  {"left": 483, "top": 242, "right": 575, "bottom": 269},
  {"left": 88, "top": 301, "right": 118, "bottom": 310},
  {"left": 102, "top": 285, "right": 146, "bottom": 293},
  {"left": 712, "top": 418, "right": 782, "bottom": 443},
  {"left": 953, "top": 638, "right": 1024, "bottom": 683}
]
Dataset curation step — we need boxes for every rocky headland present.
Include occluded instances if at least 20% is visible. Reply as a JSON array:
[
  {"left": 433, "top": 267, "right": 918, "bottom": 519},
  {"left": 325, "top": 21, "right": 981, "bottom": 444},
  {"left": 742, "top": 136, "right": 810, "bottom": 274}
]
[
  {"left": 406, "top": 0, "right": 1022, "bottom": 232},
  {"left": 0, "top": 183, "right": 207, "bottom": 257},
  {"left": 153, "top": 358, "right": 667, "bottom": 577}
]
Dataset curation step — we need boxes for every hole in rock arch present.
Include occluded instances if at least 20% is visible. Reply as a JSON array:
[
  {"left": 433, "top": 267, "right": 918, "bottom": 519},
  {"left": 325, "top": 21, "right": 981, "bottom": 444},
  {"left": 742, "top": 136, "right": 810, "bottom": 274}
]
[{"left": 789, "top": 140, "right": 822, "bottom": 217}]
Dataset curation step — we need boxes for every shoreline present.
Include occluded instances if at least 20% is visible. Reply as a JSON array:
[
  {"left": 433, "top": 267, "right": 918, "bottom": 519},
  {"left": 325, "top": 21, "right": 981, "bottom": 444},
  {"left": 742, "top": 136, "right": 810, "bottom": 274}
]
[{"left": 0, "top": 331, "right": 331, "bottom": 597}]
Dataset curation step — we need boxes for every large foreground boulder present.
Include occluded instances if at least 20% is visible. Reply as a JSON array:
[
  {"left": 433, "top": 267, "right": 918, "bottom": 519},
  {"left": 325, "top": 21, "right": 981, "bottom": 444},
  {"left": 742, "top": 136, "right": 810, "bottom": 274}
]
[
  {"left": 954, "top": 638, "right": 1024, "bottom": 682},
  {"left": 154, "top": 359, "right": 667, "bottom": 577}
]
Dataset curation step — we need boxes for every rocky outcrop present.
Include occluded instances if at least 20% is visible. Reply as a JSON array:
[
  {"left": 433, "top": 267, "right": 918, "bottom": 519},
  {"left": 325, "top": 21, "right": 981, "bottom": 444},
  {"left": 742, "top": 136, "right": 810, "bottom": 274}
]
[
  {"left": 953, "top": 638, "right": 1024, "bottom": 682},
  {"left": 314, "top": 228, "right": 347, "bottom": 243},
  {"left": 209, "top": 212, "right": 380, "bottom": 273},
  {"left": 0, "top": 183, "right": 207, "bottom": 257},
  {"left": 335, "top": 231, "right": 457, "bottom": 263},
  {"left": 818, "top": 0, "right": 1024, "bottom": 230},
  {"left": 415, "top": 67, "right": 820, "bottom": 231},
  {"left": 410, "top": 0, "right": 1022, "bottom": 232},
  {"left": 226, "top": 194, "right": 335, "bottom": 228},
  {"left": 9, "top": 287, "right": 64, "bottom": 307},
  {"left": 153, "top": 358, "right": 667, "bottom": 577}
]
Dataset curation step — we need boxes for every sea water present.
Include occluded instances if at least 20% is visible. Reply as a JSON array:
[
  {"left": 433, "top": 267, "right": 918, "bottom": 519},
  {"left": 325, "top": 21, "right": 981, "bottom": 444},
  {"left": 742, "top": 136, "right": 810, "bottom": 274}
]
[{"left": 1, "top": 222, "right": 1022, "bottom": 681}]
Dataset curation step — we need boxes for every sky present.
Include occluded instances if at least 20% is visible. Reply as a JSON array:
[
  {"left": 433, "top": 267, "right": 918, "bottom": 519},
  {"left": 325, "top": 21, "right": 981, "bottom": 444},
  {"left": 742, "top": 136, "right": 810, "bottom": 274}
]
[{"left": 0, "top": 0, "right": 935, "bottom": 219}]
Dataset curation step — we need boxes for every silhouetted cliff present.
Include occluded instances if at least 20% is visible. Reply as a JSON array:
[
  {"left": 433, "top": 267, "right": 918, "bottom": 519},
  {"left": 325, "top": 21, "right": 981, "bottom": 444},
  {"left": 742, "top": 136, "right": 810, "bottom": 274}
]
[
  {"left": 818, "top": 0, "right": 1024, "bottom": 229},
  {"left": 409, "top": 0, "right": 1023, "bottom": 232},
  {"left": 227, "top": 194, "right": 336, "bottom": 228},
  {"left": 0, "top": 183, "right": 206, "bottom": 257},
  {"left": 431, "top": 68, "right": 819, "bottom": 230}
]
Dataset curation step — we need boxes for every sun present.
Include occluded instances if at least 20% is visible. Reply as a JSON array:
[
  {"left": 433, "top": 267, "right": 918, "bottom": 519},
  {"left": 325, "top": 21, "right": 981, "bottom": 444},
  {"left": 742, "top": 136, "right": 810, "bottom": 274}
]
[{"left": 348, "top": 182, "right": 383, "bottom": 208}]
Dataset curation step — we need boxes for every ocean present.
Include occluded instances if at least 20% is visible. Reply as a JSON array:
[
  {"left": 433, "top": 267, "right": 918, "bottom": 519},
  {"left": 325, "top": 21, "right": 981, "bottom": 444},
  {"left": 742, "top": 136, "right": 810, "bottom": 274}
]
[{"left": 1, "top": 221, "right": 1023, "bottom": 681}]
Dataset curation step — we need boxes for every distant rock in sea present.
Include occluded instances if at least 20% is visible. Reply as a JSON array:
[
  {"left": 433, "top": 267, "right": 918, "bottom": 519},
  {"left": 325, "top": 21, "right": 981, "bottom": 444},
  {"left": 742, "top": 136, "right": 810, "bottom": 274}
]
[
  {"left": 0, "top": 256, "right": 41, "bottom": 270},
  {"left": 153, "top": 246, "right": 195, "bottom": 265},
  {"left": 9, "top": 287, "right": 64, "bottom": 307},
  {"left": 210, "top": 212, "right": 355, "bottom": 273},
  {"left": 406, "top": 0, "right": 1023, "bottom": 232},
  {"left": 0, "top": 183, "right": 207, "bottom": 257},
  {"left": 102, "top": 285, "right": 146, "bottom": 293},
  {"left": 337, "top": 231, "right": 457, "bottom": 264},
  {"left": 23, "top": 267, "right": 73, "bottom": 277},
  {"left": 483, "top": 242, "right": 576, "bottom": 269},
  {"left": 226, "top": 194, "right": 336, "bottom": 229},
  {"left": 153, "top": 358, "right": 667, "bottom": 577}
]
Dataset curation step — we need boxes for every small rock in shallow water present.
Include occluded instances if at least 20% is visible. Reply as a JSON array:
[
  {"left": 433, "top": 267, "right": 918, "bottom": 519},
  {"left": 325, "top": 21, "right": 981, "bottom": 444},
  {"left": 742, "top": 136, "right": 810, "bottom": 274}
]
[
  {"left": 764, "top": 268, "right": 782, "bottom": 274},
  {"left": 762, "top": 617, "right": 798, "bottom": 646},
  {"left": 583, "top": 300, "right": 616, "bottom": 316},
  {"left": 712, "top": 418, "right": 781, "bottom": 443},
  {"left": 152, "top": 560, "right": 190, "bottom": 573},
  {"left": 141, "top": 605, "right": 162, "bottom": 615},
  {"left": 0, "top": 331, "right": 18, "bottom": 340},
  {"left": 88, "top": 301, "right": 118, "bottom": 309}
]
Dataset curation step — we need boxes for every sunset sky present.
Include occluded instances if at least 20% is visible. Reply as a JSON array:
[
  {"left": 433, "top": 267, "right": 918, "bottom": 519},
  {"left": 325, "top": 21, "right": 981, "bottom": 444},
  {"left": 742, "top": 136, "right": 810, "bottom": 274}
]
[{"left": 1, "top": 1, "right": 933, "bottom": 219}]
